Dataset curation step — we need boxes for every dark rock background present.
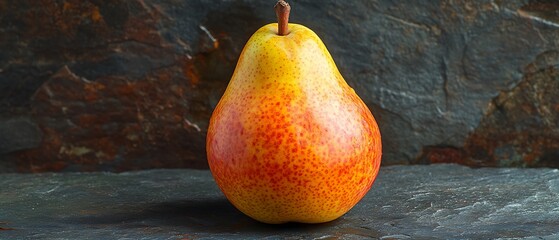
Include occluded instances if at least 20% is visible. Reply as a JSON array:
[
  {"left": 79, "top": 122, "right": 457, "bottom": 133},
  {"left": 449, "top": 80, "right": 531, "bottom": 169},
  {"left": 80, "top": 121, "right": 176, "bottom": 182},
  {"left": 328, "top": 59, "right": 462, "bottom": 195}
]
[{"left": 0, "top": 0, "right": 558, "bottom": 172}]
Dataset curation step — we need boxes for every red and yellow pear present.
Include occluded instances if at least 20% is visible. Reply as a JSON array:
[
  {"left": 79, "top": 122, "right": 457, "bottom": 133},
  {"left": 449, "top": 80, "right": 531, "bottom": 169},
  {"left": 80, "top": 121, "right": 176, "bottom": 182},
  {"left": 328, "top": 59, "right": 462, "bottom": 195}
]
[{"left": 206, "top": 0, "right": 382, "bottom": 224}]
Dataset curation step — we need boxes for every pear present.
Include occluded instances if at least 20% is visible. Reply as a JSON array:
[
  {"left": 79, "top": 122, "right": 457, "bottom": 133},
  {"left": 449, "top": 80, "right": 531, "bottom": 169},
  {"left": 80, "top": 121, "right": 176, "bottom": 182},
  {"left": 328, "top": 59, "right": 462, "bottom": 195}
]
[{"left": 206, "top": 0, "right": 381, "bottom": 224}]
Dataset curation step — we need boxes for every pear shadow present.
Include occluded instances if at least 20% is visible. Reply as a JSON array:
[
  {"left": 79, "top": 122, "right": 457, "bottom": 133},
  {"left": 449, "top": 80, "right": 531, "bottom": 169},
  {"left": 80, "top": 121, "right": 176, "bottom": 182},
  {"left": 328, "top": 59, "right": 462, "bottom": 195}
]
[{"left": 63, "top": 197, "right": 344, "bottom": 234}]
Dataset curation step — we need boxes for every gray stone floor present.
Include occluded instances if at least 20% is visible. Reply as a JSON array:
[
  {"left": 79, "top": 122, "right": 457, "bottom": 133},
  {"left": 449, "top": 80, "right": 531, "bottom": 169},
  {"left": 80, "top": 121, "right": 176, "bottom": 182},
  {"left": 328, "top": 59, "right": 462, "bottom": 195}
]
[{"left": 1, "top": 164, "right": 559, "bottom": 239}]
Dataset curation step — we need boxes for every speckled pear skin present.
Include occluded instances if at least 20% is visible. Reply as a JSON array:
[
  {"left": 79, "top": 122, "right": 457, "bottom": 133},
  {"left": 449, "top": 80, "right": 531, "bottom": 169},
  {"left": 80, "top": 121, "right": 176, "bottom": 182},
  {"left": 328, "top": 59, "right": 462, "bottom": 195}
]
[{"left": 206, "top": 23, "right": 382, "bottom": 224}]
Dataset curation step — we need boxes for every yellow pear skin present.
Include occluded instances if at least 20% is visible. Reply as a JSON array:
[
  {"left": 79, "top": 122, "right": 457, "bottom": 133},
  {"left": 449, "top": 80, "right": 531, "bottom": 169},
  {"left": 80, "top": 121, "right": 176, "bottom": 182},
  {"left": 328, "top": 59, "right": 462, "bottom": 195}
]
[{"left": 207, "top": 23, "right": 382, "bottom": 224}]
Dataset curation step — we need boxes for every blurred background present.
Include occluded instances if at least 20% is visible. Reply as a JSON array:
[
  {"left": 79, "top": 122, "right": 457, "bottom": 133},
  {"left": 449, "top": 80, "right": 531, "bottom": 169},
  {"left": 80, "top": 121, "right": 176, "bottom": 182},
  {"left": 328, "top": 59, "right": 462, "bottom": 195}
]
[{"left": 0, "top": 0, "right": 558, "bottom": 172}]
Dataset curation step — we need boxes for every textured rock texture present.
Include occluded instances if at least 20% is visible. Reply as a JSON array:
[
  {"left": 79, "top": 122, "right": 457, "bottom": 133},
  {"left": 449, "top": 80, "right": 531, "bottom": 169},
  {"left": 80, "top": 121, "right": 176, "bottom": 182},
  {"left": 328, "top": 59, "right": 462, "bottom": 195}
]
[
  {"left": 0, "top": 0, "right": 558, "bottom": 171},
  {"left": 1, "top": 164, "right": 559, "bottom": 239},
  {"left": 0, "top": 117, "right": 42, "bottom": 154}
]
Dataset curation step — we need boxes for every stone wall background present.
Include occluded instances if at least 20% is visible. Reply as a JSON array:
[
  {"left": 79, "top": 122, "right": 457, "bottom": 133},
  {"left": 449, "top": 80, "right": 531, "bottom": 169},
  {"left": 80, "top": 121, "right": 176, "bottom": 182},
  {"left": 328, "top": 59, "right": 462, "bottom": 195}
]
[{"left": 1, "top": 0, "right": 558, "bottom": 172}]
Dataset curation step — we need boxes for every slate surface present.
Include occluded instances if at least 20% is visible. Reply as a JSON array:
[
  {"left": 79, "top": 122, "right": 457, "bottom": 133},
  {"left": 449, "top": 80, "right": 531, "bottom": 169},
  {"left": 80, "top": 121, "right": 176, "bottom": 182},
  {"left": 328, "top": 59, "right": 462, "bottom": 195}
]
[{"left": 2, "top": 164, "right": 559, "bottom": 239}]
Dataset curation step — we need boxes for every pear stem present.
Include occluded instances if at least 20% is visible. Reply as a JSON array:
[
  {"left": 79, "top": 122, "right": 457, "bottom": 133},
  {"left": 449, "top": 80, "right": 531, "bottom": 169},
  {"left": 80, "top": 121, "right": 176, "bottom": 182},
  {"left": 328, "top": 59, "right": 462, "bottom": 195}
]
[{"left": 274, "top": 0, "right": 291, "bottom": 36}]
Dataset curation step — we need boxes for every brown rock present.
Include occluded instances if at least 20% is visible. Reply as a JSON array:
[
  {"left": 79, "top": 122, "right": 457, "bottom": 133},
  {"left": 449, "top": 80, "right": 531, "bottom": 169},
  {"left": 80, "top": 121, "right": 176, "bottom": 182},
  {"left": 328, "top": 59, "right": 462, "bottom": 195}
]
[{"left": 464, "top": 51, "right": 559, "bottom": 167}]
